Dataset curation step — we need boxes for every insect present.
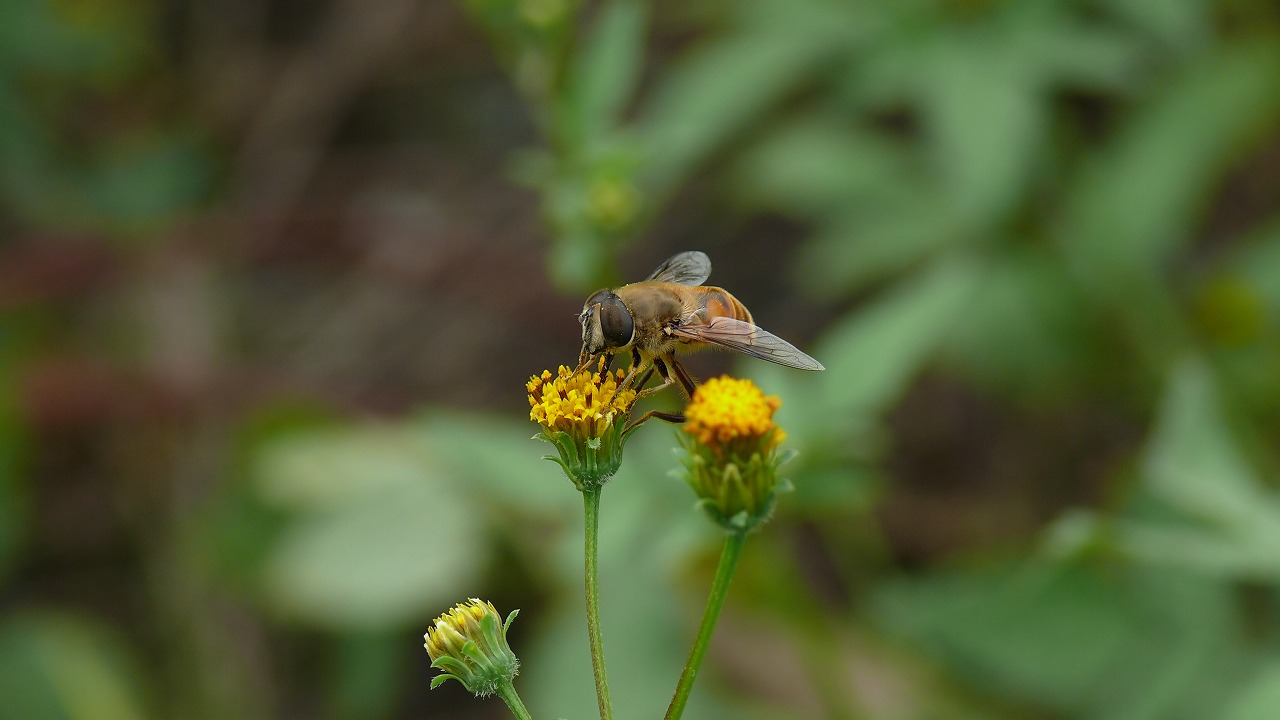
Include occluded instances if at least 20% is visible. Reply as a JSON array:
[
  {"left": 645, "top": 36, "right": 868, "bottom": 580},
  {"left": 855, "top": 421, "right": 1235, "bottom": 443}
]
[{"left": 576, "top": 250, "right": 823, "bottom": 423}]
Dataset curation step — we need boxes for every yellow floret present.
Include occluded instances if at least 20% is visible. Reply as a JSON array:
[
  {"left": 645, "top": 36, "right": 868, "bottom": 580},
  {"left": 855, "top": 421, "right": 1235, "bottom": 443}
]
[
  {"left": 683, "top": 376, "right": 785, "bottom": 451},
  {"left": 424, "top": 598, "right": 498, "bottom": 661},
  {"left": 526, "top": 361, "right": 637, "bottom": 438}
]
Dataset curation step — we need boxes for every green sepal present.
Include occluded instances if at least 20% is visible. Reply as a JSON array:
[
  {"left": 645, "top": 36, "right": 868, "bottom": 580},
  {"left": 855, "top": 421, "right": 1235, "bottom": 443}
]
[
  {"left": 503, "top": 608, "right": 520, "bottom": 633},
  {"left": 426, "top": 608, "right": 521, "bottom": 698},
  {"left": 431, "top": 655, "right": 468, "bottom": 674},
  {"left": 477, "top": 611, "right": 507, "bottom": 658},
  {"left": 542, "top": 454, "right": 571, "bottom": 473},
  {"left": 677, "top": 435, "right": 790, "bottom": 533},
  {"left": 533, "top": 426, "right": 625, "bottom": 491},
  {"left": 775, "top": 447, "right": 799, "bottom": 467},
  {"left": 430, "top": 674, "right": 456, "bottom": 690},
  {"left": 460, "top": 639, "right": 489, "bottom": 665}
]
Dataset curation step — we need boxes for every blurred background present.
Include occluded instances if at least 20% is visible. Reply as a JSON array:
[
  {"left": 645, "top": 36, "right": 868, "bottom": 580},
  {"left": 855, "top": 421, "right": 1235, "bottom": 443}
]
[{"left": 3, "top": 0, "right": 1280, "bottom": 718}]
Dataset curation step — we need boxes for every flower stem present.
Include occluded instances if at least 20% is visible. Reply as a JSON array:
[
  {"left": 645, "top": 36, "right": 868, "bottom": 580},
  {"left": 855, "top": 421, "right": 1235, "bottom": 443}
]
[
  {"left": 582, "top": 487, "right": 614, "bottom": 720},
  {"left": 495, "top": 680, "right": 534, "bottom": 720},
  {"left": 664, "top": 530, "right": 748, "bottom": 720}
]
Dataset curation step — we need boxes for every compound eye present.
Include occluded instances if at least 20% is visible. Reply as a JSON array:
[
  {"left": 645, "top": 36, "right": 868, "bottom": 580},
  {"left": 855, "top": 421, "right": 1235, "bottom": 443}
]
[
  {"left": 598, "top": 294, "right": 634, "bottom": 347},
  {"left": 581, "top": 289, "right": 611, "bottom": 321}
]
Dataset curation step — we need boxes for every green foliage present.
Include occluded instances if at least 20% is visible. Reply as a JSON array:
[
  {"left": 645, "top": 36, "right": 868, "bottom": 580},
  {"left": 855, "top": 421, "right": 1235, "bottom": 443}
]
[
  {"left": 0, "top": 612, "right": 152, "bottom": 720},
  {"left": 875, "top": 561, "right": 1249, "bottom": 720},
  {"left": 0, "top": 0, "right": 211, "bottom": 232},
  {"left": 491, "top": 0, "right": 1280, "bottom": 716},
  {"left": 4, "top": 0, "right": 1280, "bottom": 717},
  {"left": 253, "top": 424, "right": 487, "bottom": 629}
]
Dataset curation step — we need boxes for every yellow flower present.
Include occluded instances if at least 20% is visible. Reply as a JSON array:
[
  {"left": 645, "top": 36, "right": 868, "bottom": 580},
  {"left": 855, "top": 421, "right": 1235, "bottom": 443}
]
[
  {"left": 424, "top": 598, "right": 520, "bottom": 697},
  {"left": 683, "top": 376, "right": 786, "bottom": 454},
  {"left": 678, "top": 376, "right": 791, "bottom": 532},
  {"left": 527, "top": 362, "right": 636, "bottom": 438},
  {"left": 527, "top": 360, "right": 637, "bottom": 490}
]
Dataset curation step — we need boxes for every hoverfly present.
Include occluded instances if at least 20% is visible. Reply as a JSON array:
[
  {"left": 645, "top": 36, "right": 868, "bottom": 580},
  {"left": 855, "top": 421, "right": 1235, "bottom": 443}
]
[{"left": 577, "top": 250, "right": 822, "bottom": 422}]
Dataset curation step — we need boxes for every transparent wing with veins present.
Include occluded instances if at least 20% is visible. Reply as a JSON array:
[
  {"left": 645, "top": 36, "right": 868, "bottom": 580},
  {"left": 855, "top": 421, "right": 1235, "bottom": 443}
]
[
  {"left": 645, "top": 251, "right": 711, "bottom": 286},
  {"left": 669, "top": 316, "right": 825, "bottom": 371}
]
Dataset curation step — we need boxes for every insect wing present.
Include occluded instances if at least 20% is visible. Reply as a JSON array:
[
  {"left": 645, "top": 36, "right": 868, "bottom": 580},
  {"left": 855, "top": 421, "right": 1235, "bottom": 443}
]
[
  {"left": 645, "top": 251, "right": 711, "bottom": 286},
  {"left": 672, "top": 316, "right": 824, "bottom": 371}
]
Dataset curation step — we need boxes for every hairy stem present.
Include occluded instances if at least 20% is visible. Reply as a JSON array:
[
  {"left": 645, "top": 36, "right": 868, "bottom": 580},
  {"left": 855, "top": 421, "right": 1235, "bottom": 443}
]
[{"left": 495, "top": 681, "right": 534, "bottom": 720}]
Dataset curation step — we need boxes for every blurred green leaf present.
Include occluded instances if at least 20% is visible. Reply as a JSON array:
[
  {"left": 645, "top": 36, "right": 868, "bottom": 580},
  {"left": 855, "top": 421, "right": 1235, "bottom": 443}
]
[
  {"left": 1105, "top": 520, "right": 1280, "bottom": 581},
  {"left": 798, "top": 202, "right": 964, "bottom": 295},
  {"left": 415, "top": 410, "right": 578, "bottom": 515},
  {"left": 812, "top": 256, "right": 981, "bottom": 422},
  {"left": 255, "top": 425, "right": 436, "bottom": 511},
  {"left": 1227, "top": 662, "right": 1280, "bottom": 720},
  {"left": 81, "top": 133, "right": 212, "bottom": 230},
  {"left": 637, "top": 0, "right": 864, "bottom": 195},
  {"left": 0, "top": 113, "right": 210, "bottom": 231},
  {"left": 1091, "top": 357, "right": 1280, "bottom": 581},
  {"left": 556, "top": 0, "right": 646, "bottom": 147},
  {"left": 254, "top": 425, "right": 484, "bottom": 629},
  {"left": 1064, "top": 41, "right": 1280, "bottom": 275},
  {"left": 262, "top": 480, "right": 480, "bottom": 630},
  {"left": 919, "top": 31, "right": 1044, "bottom": 224},
  {"left": 0, "top": 611, "right": 150, "bottom": 720},
  {"left": 875, "top": 560, "right": 1243, "bottom": 720},
  {"left": 732, "top": 116, "right": 915, "bottom": 217},
  {"left": 0, "top": 0, "right": 176, "bottom": 230},
  {"left": 1101, "top": 0, "right": 1209, "bottom": 53},
  {"left": 0, "top": 78, "right": 62, "bottom": 219},
  {"left": 876, "top": 561, "right": 1131, "bottom": 714},
  {"left": 732, "top": 114, "right": 960, "bottom": 293},
  {"left": 548, "top": 230, "right": 615, "bottom": 291},
  {"left": 1229, "top": 220, "right": 1280, "bottom": 313},
  {"left": 948, "top": 248, "right": 1099, "bottom": 402},
  {"left": 750, "top": 257, "right": 981, "bottom": 515},
  {"left": 1143, "top": 358, "right": 1266, "bottom": 524},
  {"left": 1056, "top": 41, "right": 1280, "bottom": 362},
  {"left": 0, "top": 0, "right": 149, "bottom": 78},
  {"left": 1028, "top": 21, "right": 1142, "bottom": 92},
  {"left": 327, "top": 632, "right": 404, "bottom": 720}
]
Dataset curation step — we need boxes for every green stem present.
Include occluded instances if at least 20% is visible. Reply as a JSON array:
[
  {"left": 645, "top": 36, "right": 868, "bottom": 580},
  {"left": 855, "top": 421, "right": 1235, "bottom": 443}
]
[
  {"left": 583, "top": 487, "right": 614, "bottom": 720},
  {"left": 495, "top": 681, "right": 534, "bottom": 720},
  {"left": 664, "top": 530, "right": 748, "bottom": 720}
]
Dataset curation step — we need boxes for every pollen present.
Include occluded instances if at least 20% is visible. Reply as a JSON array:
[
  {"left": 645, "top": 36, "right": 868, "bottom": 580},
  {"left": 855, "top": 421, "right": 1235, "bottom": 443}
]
[
  {"left": 527, "top": 360, "right": 637, "bottom": 438},
  {"left": 683, "top": 376, "right": 784, "bottom": 451}
]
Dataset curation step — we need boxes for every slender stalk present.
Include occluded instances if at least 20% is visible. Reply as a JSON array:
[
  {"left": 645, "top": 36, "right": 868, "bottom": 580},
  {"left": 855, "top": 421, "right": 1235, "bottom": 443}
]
[
  {"left": 582, "top": 487, "right": 614, "bottom": 720},
  {"left": 664, "top": 530, "right": 748, "bottom": 720},
  {"left": 495, "top": 681, "right": 534, "bottom": 720}
]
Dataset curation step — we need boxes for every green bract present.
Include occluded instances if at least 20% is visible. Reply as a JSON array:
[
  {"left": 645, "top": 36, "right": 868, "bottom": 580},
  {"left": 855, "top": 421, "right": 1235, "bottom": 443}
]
[
  {"left": 424, "top": 600, "right": 521, "bottom": 698},
  {"left": 537, "top": 422, "right": 634, "bottom": 491},
  {"left": 678, "top": 436, "right": 794, "bottom": 533}
]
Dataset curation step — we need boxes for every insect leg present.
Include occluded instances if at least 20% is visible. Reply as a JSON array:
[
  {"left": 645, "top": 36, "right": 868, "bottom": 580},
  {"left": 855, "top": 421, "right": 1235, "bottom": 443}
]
[
  {"left": 632, "top": 366, "right": 655, "bottom": 391},
  {"left": 624, "top": 409, "right": 685, "bottom": 433},
  {"left": 633, "top": 358, "right": 676, "bottom": 401},
  {"left": 610, "top": 351, "right": 651, "bottom": 404},
  {"left": 668, "top": 358, "right": 698, "bottom": 398}
]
